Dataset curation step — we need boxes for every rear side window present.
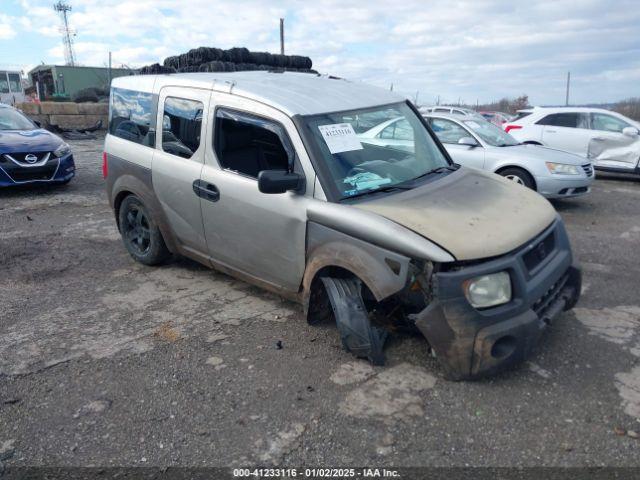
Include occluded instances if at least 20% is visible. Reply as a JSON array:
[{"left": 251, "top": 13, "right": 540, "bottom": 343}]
[
  {"left": 109, "top": 87, "right": 155, "bottom": 146},
  {"left": 161, "top": 97, "right": 203, "bottom": 159},
  {"left": 536, "top": 112, "right": 588, "bottom": 128},
  {"left": 214, "top": 109, "right": 292, "bottom": 179},
  {"left": 513, "top": 111, "right": 532, "bottom": 121}
]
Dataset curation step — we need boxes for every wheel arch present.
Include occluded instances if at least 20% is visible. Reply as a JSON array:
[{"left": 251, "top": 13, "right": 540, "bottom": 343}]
[
  {"left": 494, "top": 164, "right": 538, "bottom": 191},
  {"left": 111, "top": 174, "right": 179, "bottom": 254}
]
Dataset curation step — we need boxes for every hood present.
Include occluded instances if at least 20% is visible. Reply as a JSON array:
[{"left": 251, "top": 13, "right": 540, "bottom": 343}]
[
  {"left": 495, "top": 144, "right": 586, "bottom": 165},
  {"left": 0, "top": 129, "right": 64, "bottom": 153},
  {"left": 354, "top": 167, "right": 557, "bottom": 261}
]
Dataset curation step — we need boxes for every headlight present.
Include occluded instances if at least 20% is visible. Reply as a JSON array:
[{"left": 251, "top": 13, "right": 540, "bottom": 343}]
[
  {"left": 545, "top": 162, "right": 580, "bottom": 175},
  {"left": 463, "top": 271, "right": 512, "bottom": 309},
  {"left": 53, "top": 143, "right": 71, "bottom": 158}
]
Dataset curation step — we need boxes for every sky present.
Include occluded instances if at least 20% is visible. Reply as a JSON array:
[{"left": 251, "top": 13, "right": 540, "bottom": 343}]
[{"left": 1, "top": 0, "right": 639, "bottom": 106}]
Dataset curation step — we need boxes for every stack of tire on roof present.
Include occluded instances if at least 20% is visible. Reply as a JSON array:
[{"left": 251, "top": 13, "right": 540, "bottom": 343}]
[{"left": 138, "top": 47, "right": 315, "bottom": 75}]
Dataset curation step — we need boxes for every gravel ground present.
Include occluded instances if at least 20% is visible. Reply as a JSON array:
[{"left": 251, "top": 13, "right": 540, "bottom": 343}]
[{"left": 0, "top": 136, "right": 639, "bottom": 468}]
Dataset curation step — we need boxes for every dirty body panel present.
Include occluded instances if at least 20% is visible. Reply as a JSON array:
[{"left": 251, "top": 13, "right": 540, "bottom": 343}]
[
  {"left": 412, "top": 218, "right": 581, "bottom": 379},
  {"left": 355, "top": 167, "right": 557, "bottom": 261}
]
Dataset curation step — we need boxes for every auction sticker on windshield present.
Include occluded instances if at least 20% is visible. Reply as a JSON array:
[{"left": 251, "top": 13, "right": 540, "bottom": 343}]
[{"left": 318, "top": 123, "right": 363, "bottom": 154}]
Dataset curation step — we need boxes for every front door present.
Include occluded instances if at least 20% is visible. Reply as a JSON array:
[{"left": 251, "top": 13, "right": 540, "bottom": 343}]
[
  {"left": 429, "top": 118, "right": 485, "bottom": 170},
  {"left": 199, "top": 96, "right": 312, "bottom": 292},
  {"left": 152, "top": 87, "right": 210, "bottom": 257},
  {"left": 588, "top": 112, "right": 640, "bottom": 170}
]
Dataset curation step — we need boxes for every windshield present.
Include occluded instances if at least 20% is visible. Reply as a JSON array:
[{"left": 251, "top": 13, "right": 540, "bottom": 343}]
[
  {"left": 303, "top": 102, "right": 450, "bottom": 199},
  {"left": 0, "top": 107, "right": 36, "bottom": 131},
  {"left": 462, "top": 119, "right": 519, "bottom": 146}
]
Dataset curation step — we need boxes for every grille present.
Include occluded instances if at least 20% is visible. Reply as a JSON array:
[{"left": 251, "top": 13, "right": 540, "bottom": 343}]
[
  {"left": 2, "top": 152, "right": 51, "bottom": 165},
  {"left": 1, "top": 157, "right": 59, "bottom": 182},
  {"left": 522, "top": 230, "right": 555, "bottom": 272},
  {"left": 533, "top": 273, "right": 569, "bottom": 320},
  {"left": 582, "top": 163, "right": 594, "bottom": 177}
]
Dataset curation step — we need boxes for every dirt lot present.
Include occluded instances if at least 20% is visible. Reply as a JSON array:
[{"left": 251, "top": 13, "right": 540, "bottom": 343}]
[{"left": 0, "top": 136, "right": 639, "bottom": 468}]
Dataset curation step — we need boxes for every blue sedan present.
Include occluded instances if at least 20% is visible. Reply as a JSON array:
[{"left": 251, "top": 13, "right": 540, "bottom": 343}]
[{"left": 0, "top": 103, "right": 75, "bottom": 187}]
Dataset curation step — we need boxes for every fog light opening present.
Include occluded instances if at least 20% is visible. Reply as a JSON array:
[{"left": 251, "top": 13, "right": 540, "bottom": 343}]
[{"left": 491, "top": 335, "right": 517, "bottom": 359}]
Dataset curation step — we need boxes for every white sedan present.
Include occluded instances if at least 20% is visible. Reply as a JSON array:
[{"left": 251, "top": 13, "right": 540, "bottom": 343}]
[{"left": 424, "top": 114, "right": 595, "bottom": 199}]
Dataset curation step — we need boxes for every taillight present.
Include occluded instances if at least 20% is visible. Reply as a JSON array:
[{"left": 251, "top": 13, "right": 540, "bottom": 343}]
[
  {"left": 505, "top": 125, "right": 522, "bottom": 133},
  {"left": 102, "top": 151, "right": 108, "bottom": 178}
]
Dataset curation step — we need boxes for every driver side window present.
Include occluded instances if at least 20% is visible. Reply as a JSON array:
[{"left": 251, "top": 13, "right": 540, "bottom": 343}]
[
  {"left": 214, "top": 109, "right": 293, "bottom": 179},
  {"left": 591, "top": 113, "right": 629, "bottom": 133},
  {"left": 430, "top": 119, "right": 469, "bottom": 144}
]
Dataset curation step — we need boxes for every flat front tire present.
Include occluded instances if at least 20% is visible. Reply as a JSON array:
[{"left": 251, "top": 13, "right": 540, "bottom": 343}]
[{"left": 118, "top": 195, "right": 170, "bottom": 266}]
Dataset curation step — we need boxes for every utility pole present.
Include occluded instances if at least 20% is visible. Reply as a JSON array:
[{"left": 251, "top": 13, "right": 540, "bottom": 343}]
[
  {"left": 279, "top": 18, "right": 285, "bottom": 55},
  {"left": 414, "top": 90, "right": 419, "bottom": 105},
  {"left": 565, "top": 71, "right": 571, "bottom": 106},
  {"left": 108, "top": 51, "right": 112, "bottom": 86},
  {"left": 53, "top": 1, "right": 76, "bottom": 66}
]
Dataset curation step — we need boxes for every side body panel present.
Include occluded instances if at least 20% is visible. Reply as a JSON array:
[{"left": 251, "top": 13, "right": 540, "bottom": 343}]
[
  {"left": 303, "top": 222, "right": 412, "bottom": 312},
  {"left": 152, "top": 86, "right": 210, "bottom": 258}
]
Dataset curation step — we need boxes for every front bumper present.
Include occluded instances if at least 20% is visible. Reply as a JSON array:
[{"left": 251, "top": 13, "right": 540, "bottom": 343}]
[
  {"left": 412, "top": 219, "right": 581, "bottom": 380},
  {"left": 0, "top": 153, "right": 75, "bottom": 186},
  {"left": 537, "top": 174, "right": 594, "bottom": 199}
]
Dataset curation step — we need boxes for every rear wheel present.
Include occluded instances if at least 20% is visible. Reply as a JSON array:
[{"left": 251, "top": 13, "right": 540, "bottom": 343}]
[
  {"left": 498, "top": 167, "right": 535, "bottom": 190},
  {"left": 118, "top": 195, "right": 169, "bottom": 265}
]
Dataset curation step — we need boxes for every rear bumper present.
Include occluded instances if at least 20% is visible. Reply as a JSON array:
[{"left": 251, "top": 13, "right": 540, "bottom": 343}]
[
  {"left": 412, "top": 219, "right": 581, "bottom": 380},
  {"left": 0, "top": 153, "right": 75, "bottom": 186}
]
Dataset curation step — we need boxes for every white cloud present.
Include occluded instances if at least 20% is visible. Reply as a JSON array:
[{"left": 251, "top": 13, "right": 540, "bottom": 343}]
[
  {"left": 8, "top": 0, "right": 640, "bottom": 104},
  {"left": 0, "top": 14, "right": 17, "bottom": 40}
]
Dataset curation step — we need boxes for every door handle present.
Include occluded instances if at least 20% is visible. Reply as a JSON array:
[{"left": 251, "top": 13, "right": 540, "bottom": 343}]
[
  {"left": 546, "top": 129, "right": 557, "bottom": 133},
  {"left": 193, "top": 180, "right": 220, "bottom": 202}
]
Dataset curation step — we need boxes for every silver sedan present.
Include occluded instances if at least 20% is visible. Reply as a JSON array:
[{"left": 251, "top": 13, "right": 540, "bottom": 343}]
[{"left": 424, "top": 113, "right": 595, "bottom": 199}]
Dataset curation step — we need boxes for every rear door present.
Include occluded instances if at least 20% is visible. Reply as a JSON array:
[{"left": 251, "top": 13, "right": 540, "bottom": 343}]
[
  {"left": 538, "top": 112, "right": 592, "bottom": 156},
  {"left": 429, "top": 117, "right": 485, "bottom": 170},
  {"left": 152, "top": 87, "right": 210, "bottom": 258}
]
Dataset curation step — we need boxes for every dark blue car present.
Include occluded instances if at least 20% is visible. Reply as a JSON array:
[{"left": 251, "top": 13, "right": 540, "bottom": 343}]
[{"left": 0, "top": 103, "right": 75, "bottom": 187}]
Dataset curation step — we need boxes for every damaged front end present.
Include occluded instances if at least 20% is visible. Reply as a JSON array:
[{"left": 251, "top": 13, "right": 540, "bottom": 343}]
[{"left": 314, "top": 218, "right": 581, "bottom": 381}]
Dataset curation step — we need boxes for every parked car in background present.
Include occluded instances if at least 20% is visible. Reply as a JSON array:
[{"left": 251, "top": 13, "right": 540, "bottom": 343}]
[
  {"left": 420, "top": 105, "right": 485, "bottom": 120},
  {"left": 504, "top": 107, "right": 640, "bottom": 174},
  {"left": 479, "top": 111, "right": 514, "bottom": 127},
  {"left": 104, "top": 72, "right": 581, "bottom": 380},
  {"left": 0, "top": 70, "right": 25, "bottom": 106},
  {"left": 425, "top": 113, "right": 594, "bottom": 198},
  {"left": 0, "top": 103, "right": 75, "bottom": 187}
]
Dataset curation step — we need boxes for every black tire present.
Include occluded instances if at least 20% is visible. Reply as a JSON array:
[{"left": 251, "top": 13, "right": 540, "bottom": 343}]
[
  {"left": 498, "top": 167, "right": 535, "bottom": 190},
  {"left": 118, "top": 195, "right": 170, "bottom": 266}
]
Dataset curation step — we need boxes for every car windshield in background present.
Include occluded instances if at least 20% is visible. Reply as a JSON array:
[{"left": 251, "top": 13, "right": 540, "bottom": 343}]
[
  {"left": 463, "top": 119, "right": 519, "bottom": 147},
  {"left": 0, "top": 108, "right": 36, "bottom": 131},
  {"left": 304, "top": 102, "right": 449, "bottom": 199}
]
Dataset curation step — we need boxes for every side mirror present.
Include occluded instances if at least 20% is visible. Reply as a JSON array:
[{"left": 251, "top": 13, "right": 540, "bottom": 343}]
[
  {"left": 258, "top": 170, "right": 304, "bottom": 194},
  {"left": 622, "top": 126, "right": 639, "bottom": 137},
  {"left": 458, "top": 136, "right": 479, "bottom": 147}
]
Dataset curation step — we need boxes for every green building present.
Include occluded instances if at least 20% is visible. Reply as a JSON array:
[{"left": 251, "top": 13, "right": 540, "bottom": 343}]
[{"left": 28, "top": 65, "right": 135, "bottom": 100}]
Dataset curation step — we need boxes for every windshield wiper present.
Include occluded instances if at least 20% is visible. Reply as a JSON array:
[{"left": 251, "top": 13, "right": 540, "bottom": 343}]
[
  {"left": 407, "top": 164, "right": 459, "bottom": 183},
  {"left": 342, "top": 184, "right": 414, "bottom": 201}
]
